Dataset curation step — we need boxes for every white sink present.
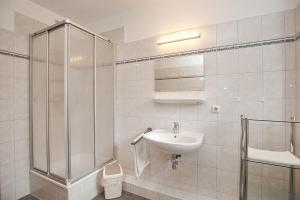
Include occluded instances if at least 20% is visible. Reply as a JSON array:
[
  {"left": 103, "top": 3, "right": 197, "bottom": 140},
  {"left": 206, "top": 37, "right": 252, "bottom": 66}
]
[{"left": 143, "top": 129, "right": 204, "bottom": 154}]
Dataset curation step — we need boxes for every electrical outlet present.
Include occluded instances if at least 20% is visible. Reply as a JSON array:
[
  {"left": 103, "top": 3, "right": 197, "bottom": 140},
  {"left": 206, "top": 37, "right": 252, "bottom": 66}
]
[{"left": 211, "top": 105, "right": 220, "bottom": 113}]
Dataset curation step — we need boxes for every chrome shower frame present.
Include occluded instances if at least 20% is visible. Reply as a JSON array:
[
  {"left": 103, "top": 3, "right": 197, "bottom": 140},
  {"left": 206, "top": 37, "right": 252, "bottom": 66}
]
[{"left": 29, "top": 19, "right": 115, "bottom": 185}]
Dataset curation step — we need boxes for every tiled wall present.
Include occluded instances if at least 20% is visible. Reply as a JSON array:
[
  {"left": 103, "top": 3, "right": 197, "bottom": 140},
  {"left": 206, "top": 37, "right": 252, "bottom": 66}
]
[
  {"left": 116, "top": 9, "right": 299, "bottom": 200},
  {"left": 0, "top": 14, "right": 46, "bottom": 200},
  {"left": 295, "top": 3, "right": 300, "bottom": 199}
]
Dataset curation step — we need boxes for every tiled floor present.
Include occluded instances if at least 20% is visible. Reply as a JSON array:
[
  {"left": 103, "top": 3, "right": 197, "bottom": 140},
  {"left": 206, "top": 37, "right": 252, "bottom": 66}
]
[
  {"left": 19, "top": 195, "right": 39, "bottom": 200},
  {"left": 93, "top": 191, "right": 149, "bottom": 200},
  {"left": 19, "top": 191, "right": 148, "bottom": 200}
]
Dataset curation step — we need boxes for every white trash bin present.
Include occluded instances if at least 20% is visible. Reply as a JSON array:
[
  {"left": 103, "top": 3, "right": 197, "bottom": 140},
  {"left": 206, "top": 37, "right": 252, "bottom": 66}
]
[{"left": 102, "top": 163, "right": 123, "bottom": 199}]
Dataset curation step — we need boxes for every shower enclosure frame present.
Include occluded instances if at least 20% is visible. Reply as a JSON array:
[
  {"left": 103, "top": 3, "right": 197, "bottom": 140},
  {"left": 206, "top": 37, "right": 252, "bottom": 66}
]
[{"left": 29, "top": 19, "right": 115, "bottom": 185}]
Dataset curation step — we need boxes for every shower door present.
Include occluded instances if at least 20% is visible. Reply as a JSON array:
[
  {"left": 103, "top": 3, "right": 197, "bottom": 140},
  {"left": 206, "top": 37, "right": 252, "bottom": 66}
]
[
  {"left": 69, "top": 26, "right": 95, "bottom": 180},
  {"left": 32, "top": 33, "right": 47, "bottom": 172},
  {"left": 30, "top": 21, "right": 115, "bottom": 184},
  {"left": 95, "top": 37, "right": 114, "bottom": 167}
]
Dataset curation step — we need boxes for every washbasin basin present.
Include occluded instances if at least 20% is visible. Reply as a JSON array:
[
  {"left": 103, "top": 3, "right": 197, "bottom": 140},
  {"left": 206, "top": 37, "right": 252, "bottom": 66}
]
[{"left": 143, "top": 129, "right": 204, "bottom": 154}]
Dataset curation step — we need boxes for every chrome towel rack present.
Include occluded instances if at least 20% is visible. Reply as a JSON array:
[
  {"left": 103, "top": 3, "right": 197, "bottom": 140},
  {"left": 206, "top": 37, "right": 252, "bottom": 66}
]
[
  {"left": 130, "top": 128, "right": 152, "bottom": 145},
  {"left": 239, "top": 115, "right": 300, "bottom": 200}
]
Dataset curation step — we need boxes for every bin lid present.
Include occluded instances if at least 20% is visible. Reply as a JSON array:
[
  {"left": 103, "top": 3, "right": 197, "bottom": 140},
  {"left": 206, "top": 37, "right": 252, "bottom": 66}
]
[{"left": 105, "top": 163, "right": 122, "bottom": 176}]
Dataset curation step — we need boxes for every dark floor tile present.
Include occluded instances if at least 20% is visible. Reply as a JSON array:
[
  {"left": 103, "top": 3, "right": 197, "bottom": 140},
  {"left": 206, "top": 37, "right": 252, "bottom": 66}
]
[
  {"left": 20, "top": 191, "right": 148, "bottom": 200},
  {"left": 18, "top": 195, "right": 39, "bottom": 200},
  {"left": 93, "top": 191, "right": 149, "bottom": 200}
]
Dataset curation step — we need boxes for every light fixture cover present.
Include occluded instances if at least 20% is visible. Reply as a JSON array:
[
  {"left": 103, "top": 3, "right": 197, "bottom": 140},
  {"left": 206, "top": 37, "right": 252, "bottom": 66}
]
[{"left": 157, "top": 31, "right": 200, "bottom": 45}]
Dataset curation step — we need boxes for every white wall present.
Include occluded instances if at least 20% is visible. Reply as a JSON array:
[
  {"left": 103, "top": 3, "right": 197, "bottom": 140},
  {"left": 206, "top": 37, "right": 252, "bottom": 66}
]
[
  {"left": 88, "top": 0, "right": 300, "bottom": 42},
  {"left": 0, "top": 0, "right": 63, "bottom": 31},
  {"left": 115, "top": 8, "right": 299, "bottom": 200}
]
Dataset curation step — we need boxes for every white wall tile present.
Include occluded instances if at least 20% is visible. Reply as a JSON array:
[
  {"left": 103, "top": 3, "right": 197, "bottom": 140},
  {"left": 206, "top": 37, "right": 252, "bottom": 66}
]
[
  {"left": 217, "top": 21, "right": 238, "bottom": 46},
  {"left": 136, "top": 80, "right": 154, "bottom": 99},
  {"left": 248, "top": 175, "right": 262, "bottom": 200},
  {"left": 296, "top": 40, "right": 300, "bottom": 68},
  {"left": 137, "top": 61, "right": 155, "bottom": 81},
  {"left": 14, "top": 33, "right": 29, "bottom": 55},
  {"left": 248, "top": 162, "right": 262, "bottom": 176},
  {"left": 285, "top": 10, "right": 296, "bottom": 37},
  {"left": 117, "top": 63, "right": 137, "bottom": 81},
  {"left": 216, "top": 75, "right": 238, "bottom": 99},
  {"left": 136, "top": 99, "right": 164, "bottom": 119},
  {"left": 14, "top": 139, "right": 29, "bottom": 162},
  {"left": 13, "top": 99, "right": 29, "bottom": 120},
  {"left": 203, "top": 76, "right": 217, "bottom": 98},
  {"left": 0, "top": 163, "right": 15, "bottom": 186},
  {"left": 193, "top": 25, "right": 217, "bottom": 49},
  {"left": 14, "top": 78, "right": 29, "bottom": 99},
  {"left": 285, "top": 70, "right": 297, "bottom": 98},
  {"left": 218, "top": 99, "right": 238, "bottom": 122},
  {"left": 14, "top": 58, "right": 29, "bottom": 79},
  {"left": 263, "top": 124, "right": 286, "bottom": 149},
  {"left": 262, "top": 12, "right": 285, "bottom": 40},
  {"left": 261, "top": 178, "right": 285, "bottom": 200},
  {"left": 285, "top": 42, "right": 296, "bottom": 70},
  {"left": 0, "top": 77, "right": 13, "bottom": 99},
  {"left": 0, "top": 55, "right": 14, "bottom": 78},
  {"left": 15, "top": 159, "right": 29, "bottom": 181},
  {"left": 263, "top": 43, "right": 285, "bottom": 72},
  {"left": 117, "top": 80, "right": 138, "bottom": 99},
  {"left": 204, "top": 52, "right": 217, "bottom": 76},
  {"left": 14, "top": 119, "right": 29, "bottom": 141},
  {"left": 217, "top": 50, "right": 238, "bottom": 75},
  {"left": 0, "top": 121, "right": 13, "bottom": 144},
  {"left": 217, "top": 169, "right": 238, "bottom": 195},
  {"left": 200, "top": 122, "right": 218, "bottom": 145},
  {"left": 198, "top": 100, "right": 218, "bottom": 123},
  {"left": 217, "top": 122, "right": 240, "bottom": 147},
  {"left": 180, "top": 163, "right": 198, "bottom": 190},
  {"left": 198, "top": 166, "right": 217, "bottom": 191},
  {"left": 263, "top": 71, "right": 285, "bottom": 98},
  {"left": 263, "top": 98, "right": 285, "bottom": 121},
  {"left": 0, "top": 99, "right": 13, "bottom": 121},
  {"left": 179, "top": 105, "right": 199, "bottom": 121},
  {"left": 198, "top": 144, "right": 217, "bottom": 167},
  {"left": 1, "top": 184, "right": 16, "bottom": 200},
  {"left": 285, "top": 98, "right": 297, "bottom": 120},
  {"left": 238, "top": 100, "right": 263, "bottom": 120},
  {"left": 0, "top": 29, "right": 14, "bottom": 52},
  {"left": 217, "top": 192, "right": 238, "bottom": 200},
  {"left": 238, "top": 46, "right": 262, "bottom": 74},
  {"left": 117, "top": 98, "right": 138, "bottom": 117},
  {"left": 262, "top": 165, "right": 286, "bottom": 179},
  {"left": 16, "top": 178, "right": 30, "bottom": 198},
  {"left": 0, "top": 141, "right": 14, "bottom": 165},
  {"left": 216, "top": 146, "right": 239, "bottom": 171},
  {"left": 238, "top": 16, "right": 262, "bottom": 43},
  {"left": 239, "top": 73, "right": 262, "bottom": 99}
]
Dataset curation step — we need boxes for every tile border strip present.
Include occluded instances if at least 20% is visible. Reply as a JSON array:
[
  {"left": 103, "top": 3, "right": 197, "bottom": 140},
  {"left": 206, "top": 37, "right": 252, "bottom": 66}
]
[
  {"left": 0, "top": 49, "right": 30, "bottom": 60},
  {"left": 116, "top": 33, "right": 300, "bottom": 65},
  {"left": 1, "top": 33, "right": 299, "bottom": 62}
]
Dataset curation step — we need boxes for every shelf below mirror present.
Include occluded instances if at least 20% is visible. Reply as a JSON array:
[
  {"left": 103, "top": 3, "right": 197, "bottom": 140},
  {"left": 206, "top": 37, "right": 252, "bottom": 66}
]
[{"left": 152, "top": 91, "right": 205, "bottom": 104}]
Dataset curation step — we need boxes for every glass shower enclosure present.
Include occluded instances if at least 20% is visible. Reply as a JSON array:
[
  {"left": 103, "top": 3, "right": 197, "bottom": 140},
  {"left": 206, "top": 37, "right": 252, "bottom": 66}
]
[{"left": 30, "top": 20, "right": 114, "bottom": 184}]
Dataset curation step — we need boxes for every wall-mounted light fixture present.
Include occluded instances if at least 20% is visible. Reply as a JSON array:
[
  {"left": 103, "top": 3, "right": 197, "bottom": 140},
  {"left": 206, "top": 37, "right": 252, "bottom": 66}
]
[{"left": 157, "top": 31, "right": 200, "bottom": 45}]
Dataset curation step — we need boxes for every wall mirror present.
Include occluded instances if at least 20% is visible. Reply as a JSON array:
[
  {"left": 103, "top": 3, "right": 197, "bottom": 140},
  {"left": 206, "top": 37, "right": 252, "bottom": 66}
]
[{"left": 154, "top": 54, "right": 204, "bottom": 92}]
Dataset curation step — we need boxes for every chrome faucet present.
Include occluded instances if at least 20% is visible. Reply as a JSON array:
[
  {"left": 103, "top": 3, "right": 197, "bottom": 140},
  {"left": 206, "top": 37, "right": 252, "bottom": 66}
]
[{"left": 173, "top": 122, "right": 180, "bottom": 137}]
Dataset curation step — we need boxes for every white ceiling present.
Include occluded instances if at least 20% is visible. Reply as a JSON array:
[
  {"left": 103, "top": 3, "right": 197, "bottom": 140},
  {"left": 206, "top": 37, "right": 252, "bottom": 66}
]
[
  {"left": 28, "top": 0, "right": 300, "bottom": 42},
  {"left": 28, "top": 0, "right": 160, "bottom": 24}
]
